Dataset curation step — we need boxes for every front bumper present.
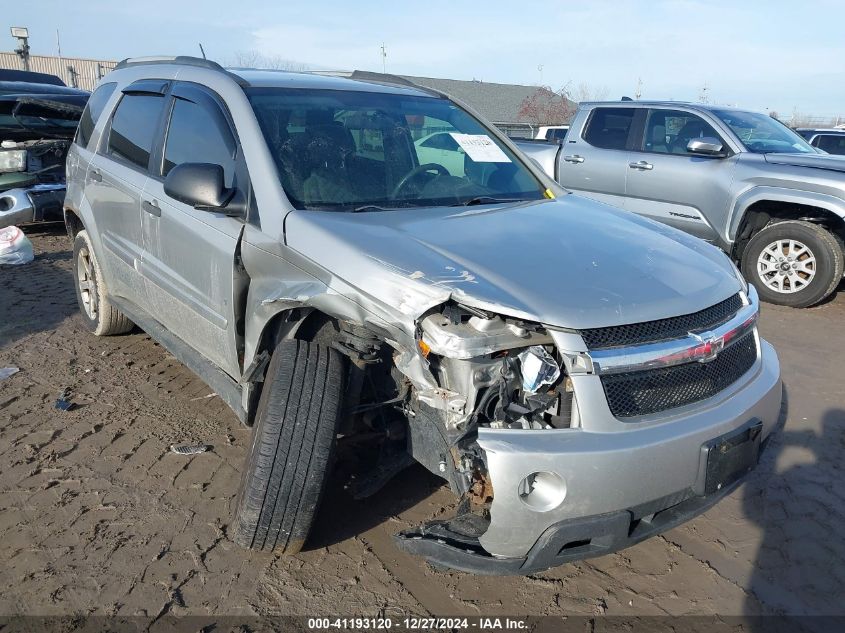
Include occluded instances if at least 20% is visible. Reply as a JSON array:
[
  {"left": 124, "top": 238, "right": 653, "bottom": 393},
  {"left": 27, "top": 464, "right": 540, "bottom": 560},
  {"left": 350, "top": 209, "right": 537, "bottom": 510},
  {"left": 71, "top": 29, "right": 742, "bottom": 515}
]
[
  {"left": 0, "top": 184, "right": 66, "bottom": 229},
  {"left": 397, "top": 338, "right": 782, "bottom": 573}
]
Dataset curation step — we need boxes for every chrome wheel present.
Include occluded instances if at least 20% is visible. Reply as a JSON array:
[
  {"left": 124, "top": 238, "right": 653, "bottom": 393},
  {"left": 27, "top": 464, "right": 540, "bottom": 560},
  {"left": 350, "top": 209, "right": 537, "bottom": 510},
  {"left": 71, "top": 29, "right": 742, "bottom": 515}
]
[
  {"left": 756, "top": 238, "right": 816, "bottom": 294},
  {"left": 76, "top": 246, "right": 99, "bottom": 319}
]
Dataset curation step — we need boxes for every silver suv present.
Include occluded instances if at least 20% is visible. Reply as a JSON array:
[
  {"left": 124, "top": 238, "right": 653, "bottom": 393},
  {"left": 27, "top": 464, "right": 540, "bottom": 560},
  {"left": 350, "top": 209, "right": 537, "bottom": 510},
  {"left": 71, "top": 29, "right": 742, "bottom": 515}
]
[
  {"left": 517, "top": 102, "right": 845, "bottom": 308},
  {"left": 64, "top": 58, "right": 782, "bottom": 574}
]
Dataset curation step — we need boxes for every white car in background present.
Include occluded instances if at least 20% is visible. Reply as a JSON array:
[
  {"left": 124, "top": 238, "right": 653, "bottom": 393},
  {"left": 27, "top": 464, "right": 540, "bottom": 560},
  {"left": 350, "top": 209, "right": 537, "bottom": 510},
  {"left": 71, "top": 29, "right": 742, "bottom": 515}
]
[{"left": 414, "top": 131, "right": 466, "bottom": 176}]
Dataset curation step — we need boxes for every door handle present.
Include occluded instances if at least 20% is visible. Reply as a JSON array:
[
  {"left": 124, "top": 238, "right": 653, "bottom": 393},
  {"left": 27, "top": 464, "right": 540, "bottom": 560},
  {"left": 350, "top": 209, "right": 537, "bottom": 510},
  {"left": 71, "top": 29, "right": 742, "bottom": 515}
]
[
  {"left": 142, "top": 199, "right": 161, "bottom": 217},
  {"left": 89, "top": 169, "right": 102, "bottom": 182},
  {"left": 563, "top": 154, "right": 585, "bottom": 164},
  {"left": 629, "top": 161, "right": 653, "bottom": 170}
]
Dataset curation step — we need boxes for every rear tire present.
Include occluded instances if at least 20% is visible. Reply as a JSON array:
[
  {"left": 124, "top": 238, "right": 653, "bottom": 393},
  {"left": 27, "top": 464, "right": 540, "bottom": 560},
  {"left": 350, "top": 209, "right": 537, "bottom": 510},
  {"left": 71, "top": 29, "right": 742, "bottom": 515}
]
[
  {"left": 72, "top": 230, "right": 133, "bottom": 335},
  {"left": 741, "top": 220, "right": 843, "bottom": 308},
  {"left": 233, "top": 339, "right": 346, "bottom": 553}
]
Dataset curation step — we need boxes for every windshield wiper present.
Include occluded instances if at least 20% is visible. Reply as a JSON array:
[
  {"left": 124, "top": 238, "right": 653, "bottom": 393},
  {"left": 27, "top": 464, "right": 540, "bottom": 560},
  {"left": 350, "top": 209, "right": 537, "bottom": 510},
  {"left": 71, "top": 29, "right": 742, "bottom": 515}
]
[
  {"left": 453, "top": 196, "right": 525, "bottom": 207},
  {"left": 351, "top": 205, "right": 394, "bottom": 213}
]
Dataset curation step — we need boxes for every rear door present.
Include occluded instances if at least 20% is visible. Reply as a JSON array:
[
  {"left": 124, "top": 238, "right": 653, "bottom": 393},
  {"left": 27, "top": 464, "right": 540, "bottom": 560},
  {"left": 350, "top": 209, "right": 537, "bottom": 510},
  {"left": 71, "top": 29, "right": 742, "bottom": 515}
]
[
  {"left": 139, "top": 83, "right": 246, "bottom": 378},
  {"left": 556, "top": 106, "right": 637, "bottom": 209},
  {"left": 86, "top": 82, "right": 168, "bottom": 303},
  {"left": 624, "top": 108, "right": 737, "bottom": 242}
]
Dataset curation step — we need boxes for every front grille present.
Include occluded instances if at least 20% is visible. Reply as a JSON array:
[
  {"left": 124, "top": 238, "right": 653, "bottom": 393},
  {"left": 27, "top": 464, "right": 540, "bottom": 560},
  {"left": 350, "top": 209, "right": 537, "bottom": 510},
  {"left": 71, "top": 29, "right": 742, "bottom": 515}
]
[
  {"left": 581, "top": 294, "right": 744, "bottom": 350},
  {"left": 601, "top": 331, "right": 758, "bottom": 418}
]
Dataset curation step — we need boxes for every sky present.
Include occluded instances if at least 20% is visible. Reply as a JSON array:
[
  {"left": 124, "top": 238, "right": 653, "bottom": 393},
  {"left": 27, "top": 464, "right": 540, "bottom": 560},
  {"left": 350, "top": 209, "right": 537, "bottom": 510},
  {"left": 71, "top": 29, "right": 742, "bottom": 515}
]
[{"left": 6, "top": 0, "right": 844, "bottom": 117}]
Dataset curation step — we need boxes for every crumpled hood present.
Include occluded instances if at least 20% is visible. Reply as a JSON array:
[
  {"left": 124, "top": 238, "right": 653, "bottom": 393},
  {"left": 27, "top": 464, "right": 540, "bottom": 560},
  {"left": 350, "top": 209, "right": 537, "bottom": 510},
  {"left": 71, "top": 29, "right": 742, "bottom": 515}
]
[
  {"left": 285, "top": 197, "right": 742, "bottom": 330},
  {"left": 764, "top": 152, "right": 845, "bottom": 174}
]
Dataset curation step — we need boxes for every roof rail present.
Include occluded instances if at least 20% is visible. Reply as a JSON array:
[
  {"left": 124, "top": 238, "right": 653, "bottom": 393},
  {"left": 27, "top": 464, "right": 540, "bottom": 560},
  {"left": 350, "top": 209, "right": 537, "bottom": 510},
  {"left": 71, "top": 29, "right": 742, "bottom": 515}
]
[
  {"left": 113, "top": 55, "right": 227, "bottom": 72},
  {"left": 112, "top": 55, "right": 249, "bottom": 86}
]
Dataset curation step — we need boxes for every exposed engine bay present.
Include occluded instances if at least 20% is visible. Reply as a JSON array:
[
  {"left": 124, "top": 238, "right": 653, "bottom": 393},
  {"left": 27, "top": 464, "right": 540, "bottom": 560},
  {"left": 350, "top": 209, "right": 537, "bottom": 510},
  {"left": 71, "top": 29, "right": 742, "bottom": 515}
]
[{"left": 336, "top": 301, "right": 577, "bottom": 553}]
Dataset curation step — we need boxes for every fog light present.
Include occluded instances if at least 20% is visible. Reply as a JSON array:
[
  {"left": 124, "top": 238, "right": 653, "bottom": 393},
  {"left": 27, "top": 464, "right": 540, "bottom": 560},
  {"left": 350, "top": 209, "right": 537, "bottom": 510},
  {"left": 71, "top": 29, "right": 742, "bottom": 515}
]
[{"left": 518, "top": 471, "right": 566, "bottom": 511}]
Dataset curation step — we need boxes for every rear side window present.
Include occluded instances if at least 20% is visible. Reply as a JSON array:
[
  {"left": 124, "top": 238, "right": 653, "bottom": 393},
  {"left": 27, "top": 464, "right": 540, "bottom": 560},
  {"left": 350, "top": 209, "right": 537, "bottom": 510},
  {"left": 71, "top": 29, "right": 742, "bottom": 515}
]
[
  {"left": 107, "top": 93, "right": 165, "bottom": 170},
  {"left": 76, "top": 82, "right": 117, "bottom": 149},
  {"left": 583, "top": 108, "right": 635, "bottom": 150},
  {"left": 545, "top": 128, "right": 569, "bottom": 141},
  {"left": 817, "top": 135, "right": 845, "bottom": 155},
  {"left": 162, "top": 98, "right": 236, "bottom": 184}
]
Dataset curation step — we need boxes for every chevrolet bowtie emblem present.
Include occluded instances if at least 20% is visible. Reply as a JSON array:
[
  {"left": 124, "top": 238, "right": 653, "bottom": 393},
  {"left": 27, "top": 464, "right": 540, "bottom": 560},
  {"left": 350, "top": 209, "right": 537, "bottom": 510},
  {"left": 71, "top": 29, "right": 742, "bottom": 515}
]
[{"left": 690, "top": 333, "right": 725, "bottom": 363}]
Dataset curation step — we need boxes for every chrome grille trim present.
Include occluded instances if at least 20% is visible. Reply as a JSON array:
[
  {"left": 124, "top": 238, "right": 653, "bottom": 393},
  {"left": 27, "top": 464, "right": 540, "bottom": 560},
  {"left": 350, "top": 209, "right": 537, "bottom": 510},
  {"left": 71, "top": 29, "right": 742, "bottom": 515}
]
[{"left": 587, "top": 286, "right": 758, "bottom": 376}]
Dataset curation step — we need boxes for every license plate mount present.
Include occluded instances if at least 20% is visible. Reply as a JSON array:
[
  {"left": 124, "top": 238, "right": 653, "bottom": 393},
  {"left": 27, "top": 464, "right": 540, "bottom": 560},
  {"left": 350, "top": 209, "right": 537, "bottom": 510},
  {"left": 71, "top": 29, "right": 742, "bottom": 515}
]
[{"left": 703, "top": 419, "right": 763, "bottom": 495}]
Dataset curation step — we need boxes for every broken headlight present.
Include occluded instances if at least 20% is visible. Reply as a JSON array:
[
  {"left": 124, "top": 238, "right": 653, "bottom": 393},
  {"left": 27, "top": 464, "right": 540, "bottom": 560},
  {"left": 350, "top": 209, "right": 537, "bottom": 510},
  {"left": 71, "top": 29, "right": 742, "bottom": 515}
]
[{"left": 0, "top": 149, "right": 26, "bottom": 173}]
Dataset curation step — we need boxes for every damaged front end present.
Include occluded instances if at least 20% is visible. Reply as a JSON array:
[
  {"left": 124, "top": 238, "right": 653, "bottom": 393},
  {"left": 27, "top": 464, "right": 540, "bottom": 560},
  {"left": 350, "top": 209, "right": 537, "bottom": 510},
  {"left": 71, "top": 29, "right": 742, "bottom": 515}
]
[
  {"left": 370, "top": 287, "right": 781, "bottom": 575},
  {"left": 0, "top": 93, "right": 86, "bottom": 228},
  {"left": 373, "top": 301, "right": 586, "bottom": 572}
]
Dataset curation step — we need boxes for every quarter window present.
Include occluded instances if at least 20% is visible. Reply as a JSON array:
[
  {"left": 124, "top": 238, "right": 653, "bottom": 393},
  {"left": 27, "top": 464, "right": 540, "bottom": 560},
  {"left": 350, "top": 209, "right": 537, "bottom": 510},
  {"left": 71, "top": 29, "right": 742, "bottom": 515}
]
[
  {"left": 162, "top": 98, "right": 236, "bottom": 184},
  {"left": 583, "top": 108, "right": 635, "bottom": 150},
  {"left": 644, "top": 109, "right": 722, "bottom": 155},
  {"left": 76, "top": 82, "right": 117, "bottom": 149},
  {"left": 107, "top": 93, "right": 165, "bottom": 170}
]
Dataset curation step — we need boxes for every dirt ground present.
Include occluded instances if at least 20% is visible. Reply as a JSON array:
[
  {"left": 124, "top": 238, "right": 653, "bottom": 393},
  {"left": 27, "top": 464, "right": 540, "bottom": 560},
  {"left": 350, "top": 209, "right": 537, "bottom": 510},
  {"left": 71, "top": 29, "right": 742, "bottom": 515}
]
[{"left": 1, "top": 225, "right": 843, "bottom": 619}]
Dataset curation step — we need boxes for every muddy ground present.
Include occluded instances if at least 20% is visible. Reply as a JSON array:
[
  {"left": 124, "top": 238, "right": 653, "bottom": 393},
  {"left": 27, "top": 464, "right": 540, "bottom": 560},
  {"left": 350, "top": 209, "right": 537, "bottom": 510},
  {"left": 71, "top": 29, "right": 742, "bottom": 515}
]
[{"left": 0, "top": 225, "right": 843, "bottom": 618}]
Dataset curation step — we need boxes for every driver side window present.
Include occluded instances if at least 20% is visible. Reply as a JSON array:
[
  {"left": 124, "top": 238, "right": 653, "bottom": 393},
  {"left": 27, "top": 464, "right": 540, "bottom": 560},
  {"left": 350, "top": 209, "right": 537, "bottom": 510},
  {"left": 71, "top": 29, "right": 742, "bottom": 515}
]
[{"left": 644, "top": 109, "right": 722, "bottom": 155}]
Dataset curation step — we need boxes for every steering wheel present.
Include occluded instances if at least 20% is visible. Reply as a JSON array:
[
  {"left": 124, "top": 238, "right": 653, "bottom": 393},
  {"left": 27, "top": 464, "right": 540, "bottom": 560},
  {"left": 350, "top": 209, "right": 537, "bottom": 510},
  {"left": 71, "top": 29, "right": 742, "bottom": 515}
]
[{"left": 391, "top": 163, "right": 450, "bottom": 199}]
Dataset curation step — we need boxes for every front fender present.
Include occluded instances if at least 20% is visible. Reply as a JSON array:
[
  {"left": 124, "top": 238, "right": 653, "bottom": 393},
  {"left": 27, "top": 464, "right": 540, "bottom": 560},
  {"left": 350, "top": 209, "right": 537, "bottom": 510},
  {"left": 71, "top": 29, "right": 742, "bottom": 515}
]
[{"left": 729, "top": 185, "right": 845, "bottom": 242}]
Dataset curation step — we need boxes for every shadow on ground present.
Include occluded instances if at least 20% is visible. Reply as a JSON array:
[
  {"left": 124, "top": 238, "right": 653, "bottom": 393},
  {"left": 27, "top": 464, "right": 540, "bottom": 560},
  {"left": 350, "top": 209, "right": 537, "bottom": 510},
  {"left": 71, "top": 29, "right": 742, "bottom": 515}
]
[
  {"left": 307, "top": 460, "right": 444, "bottom": 550},
  {"left": 0, "top": 223, "right": 77, "bottom": 348},
  {"left": 745, "top": 384, "right": 845, "bottom": 620}
]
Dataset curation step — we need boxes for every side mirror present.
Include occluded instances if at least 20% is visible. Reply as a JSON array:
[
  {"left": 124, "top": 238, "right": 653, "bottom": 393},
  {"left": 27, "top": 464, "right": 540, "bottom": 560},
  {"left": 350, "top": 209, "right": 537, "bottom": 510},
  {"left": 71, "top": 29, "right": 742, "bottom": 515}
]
[
  {"left": 164, "top": 163, "right": 243, "bottom": 215},
  {"left": 687, "top": 137, "right": 726, "bottom": 156}
]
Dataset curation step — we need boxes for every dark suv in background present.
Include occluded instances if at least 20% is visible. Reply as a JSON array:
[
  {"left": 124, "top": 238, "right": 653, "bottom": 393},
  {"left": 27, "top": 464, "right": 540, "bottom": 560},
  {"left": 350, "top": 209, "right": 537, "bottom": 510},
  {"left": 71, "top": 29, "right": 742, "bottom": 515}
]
[{"left": 796, "top": 128, "right": 845, "bottom": 155}]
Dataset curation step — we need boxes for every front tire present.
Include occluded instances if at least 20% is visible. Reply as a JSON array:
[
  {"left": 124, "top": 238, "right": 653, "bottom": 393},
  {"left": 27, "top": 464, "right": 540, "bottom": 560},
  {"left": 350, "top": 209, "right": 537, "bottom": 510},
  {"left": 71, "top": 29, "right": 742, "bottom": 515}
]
[
  {"left": 233, "top": 339, "right": 346, "bottom": 554},
  {"left": 72, "top": 230, "right": 134, "bottom": 335},
  {"left": 741, "top": 220, "right": 844, "bottom": 308}
]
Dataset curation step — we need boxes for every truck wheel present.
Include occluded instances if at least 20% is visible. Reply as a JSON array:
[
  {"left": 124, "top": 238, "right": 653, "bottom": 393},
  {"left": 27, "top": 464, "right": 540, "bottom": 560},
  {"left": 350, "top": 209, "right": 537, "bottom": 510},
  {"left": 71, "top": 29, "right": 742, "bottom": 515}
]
[
  {"left": 741, "top": 220, "right": 844, "bottom": 308},
  {"left": 233, "top": 339, "right": 346, "bottom": 553},
  {"left": 72, "top": 230, "right": 133, "bottom": 335}
]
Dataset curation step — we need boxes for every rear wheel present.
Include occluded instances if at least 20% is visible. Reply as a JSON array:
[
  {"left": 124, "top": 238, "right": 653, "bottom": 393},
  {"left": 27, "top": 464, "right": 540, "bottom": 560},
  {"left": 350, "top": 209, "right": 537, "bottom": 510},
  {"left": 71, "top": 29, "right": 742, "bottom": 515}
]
[
  {"left": 741, "top": 220, "right": 843, "bottom": 308},
  {"left": 72, "top": 230, "right": 133, "bottom": 335},
  {"left": 233, "top": 339, "right": 346, "bottom": 553}
]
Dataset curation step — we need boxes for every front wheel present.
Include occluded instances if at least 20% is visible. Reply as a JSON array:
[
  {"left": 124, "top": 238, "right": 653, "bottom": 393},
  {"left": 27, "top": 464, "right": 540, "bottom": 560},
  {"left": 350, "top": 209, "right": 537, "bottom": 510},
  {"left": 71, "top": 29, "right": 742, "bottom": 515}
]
[
  {"left": 233, "top": 339, "right": 346, "bottom": 554},
  {"left": 741, "top": 220, "right": 844, "bottom": 308}
]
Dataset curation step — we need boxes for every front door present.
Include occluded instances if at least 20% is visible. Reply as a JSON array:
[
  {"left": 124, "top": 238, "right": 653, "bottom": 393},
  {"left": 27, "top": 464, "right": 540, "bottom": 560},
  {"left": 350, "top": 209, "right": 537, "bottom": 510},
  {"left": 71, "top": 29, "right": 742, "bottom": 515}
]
[
  {"left": 139, "top": 85, "right": 245, "bottom": 378},
  {"left": 624, "top": 108, "right": 737, "bottom": 243}
]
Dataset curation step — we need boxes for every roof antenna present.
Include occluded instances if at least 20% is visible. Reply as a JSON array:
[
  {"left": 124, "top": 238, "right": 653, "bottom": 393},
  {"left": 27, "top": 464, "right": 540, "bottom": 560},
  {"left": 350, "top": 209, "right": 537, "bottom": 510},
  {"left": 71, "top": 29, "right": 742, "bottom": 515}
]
[{"left": 198, "top": 43, "right": 207, "bottom": 60}]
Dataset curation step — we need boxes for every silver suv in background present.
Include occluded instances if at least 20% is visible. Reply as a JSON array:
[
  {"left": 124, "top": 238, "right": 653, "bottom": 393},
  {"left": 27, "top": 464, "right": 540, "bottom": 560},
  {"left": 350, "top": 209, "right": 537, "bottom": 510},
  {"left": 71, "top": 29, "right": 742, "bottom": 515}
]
[
  {"left": 63, "top": 58, "right": 781, "bottom": 574},
  {"left": 517, "top": 102, "right": 845, "bottom": 308}
]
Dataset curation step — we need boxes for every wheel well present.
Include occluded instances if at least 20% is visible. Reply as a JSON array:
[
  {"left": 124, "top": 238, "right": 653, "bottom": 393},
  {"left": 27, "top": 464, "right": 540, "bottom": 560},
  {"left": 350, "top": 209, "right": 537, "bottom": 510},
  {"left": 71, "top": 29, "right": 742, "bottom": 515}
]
[
  {"left": 256, "top": 308, "right": 338, "bottom": 357},
  {"left": 64, "top": 209, "right": 84, "bottom": 240},
  {"left": 733, "top": 201, "right": 845, "bottom": 261}
]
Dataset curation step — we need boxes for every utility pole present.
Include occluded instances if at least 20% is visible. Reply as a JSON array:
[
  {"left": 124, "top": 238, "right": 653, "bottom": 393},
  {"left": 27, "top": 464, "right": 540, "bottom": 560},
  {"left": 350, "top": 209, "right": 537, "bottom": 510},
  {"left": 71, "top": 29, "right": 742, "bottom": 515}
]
[
  {"left": 537, "top": 64, "right": 544, "bottom": 86},
  {"left": 634, "top": 77, "right": 643, "bottom": 100},
  {"left": 380, "top": 43, "right": 387, "bottom": 74},
  {"left": 11, "top": 27, "right": 30, "bottom": 72},
  {"left": 698, "top": 82, "right": 709, "bottom": 104}
]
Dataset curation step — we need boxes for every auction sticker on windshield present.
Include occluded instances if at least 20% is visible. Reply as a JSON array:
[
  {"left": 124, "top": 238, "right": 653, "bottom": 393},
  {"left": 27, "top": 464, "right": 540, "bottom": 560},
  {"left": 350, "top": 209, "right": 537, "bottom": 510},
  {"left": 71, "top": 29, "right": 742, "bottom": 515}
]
[{"left": 449, "top": 133, "right": 511, "bottom": 162}]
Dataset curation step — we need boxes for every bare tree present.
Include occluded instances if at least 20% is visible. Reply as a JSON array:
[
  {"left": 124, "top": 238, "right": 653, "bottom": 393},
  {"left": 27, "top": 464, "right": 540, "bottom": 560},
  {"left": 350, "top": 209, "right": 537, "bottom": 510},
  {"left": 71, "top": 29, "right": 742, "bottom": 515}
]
[
  {"left": 573, "top": 82, "right": 610, "bottom": 103},
  {"left": 518, "top": 86, "right": 577, "bottom": 126},
  {"left": 229, "top": 50, "right": 311, "bottom": 72}
]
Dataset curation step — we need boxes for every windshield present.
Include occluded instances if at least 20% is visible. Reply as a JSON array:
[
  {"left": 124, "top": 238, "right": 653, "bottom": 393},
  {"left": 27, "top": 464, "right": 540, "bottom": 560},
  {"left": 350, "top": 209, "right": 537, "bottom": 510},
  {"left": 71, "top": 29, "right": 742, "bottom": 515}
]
[
  {"left": 712, "top": 109, "right": 816, "bottom": 154},
  {"left": 246, "top": 87, "right": 545, "bottom": 210}
]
